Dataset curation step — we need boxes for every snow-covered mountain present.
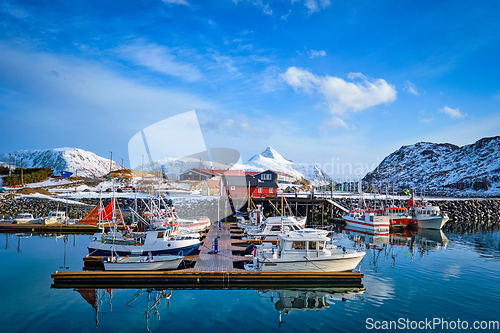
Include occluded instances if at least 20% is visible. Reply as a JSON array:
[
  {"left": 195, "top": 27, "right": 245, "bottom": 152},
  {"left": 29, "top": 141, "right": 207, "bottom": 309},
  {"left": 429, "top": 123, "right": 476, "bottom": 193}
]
[
  {"left": 245, "top": 146, "right": 333, "bottom": 186},
  {"left": 363, "top": 136, "right": 500, "bottom": 195},
  {"left": 0, "top": 148, "right": 121, "bottom": 177}
]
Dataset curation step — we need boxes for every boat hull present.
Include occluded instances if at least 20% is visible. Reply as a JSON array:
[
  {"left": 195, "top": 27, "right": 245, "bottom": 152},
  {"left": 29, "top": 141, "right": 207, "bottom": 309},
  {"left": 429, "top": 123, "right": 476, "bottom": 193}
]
[
  {"left": 254, "top": 254, "right": 364, "bottom": 273},
  {"left": 343, "top": 219, "right": 389, "bottom": 233},
  {"left": 88, "top": 241, "right": 200, "bottom": 257},
  {"left": 103, "top": 255, "right": 183, "bottom": 271},
  {"left": 415, "top": 216, "right": 449, "bottom": 229}
]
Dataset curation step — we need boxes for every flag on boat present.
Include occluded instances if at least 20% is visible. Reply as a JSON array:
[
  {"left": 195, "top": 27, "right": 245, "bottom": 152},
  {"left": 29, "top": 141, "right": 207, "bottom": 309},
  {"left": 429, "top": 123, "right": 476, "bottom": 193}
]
[{"left": 78, "top": 200, "right": 122, "bottom": 225}]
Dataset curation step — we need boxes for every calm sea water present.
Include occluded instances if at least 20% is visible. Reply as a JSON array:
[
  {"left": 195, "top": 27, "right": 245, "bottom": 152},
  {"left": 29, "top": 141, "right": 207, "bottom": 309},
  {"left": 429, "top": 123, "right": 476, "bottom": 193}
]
[{"left": 1, "top": 224, "right": 499, "bottom": 333}]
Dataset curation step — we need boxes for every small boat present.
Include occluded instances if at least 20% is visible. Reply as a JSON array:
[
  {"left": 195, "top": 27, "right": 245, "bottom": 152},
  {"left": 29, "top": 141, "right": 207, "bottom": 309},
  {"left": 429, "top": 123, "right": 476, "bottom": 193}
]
[
  {"left": 43, "top": 211, "right": 67, "bottom": 225},
  {"left": 342, "top": 210, "right": 390, "bottom": 233},
  {"left": 102, "top": 253, "right": 184, "bottom": 271},
  {"left": 244, "top": 231, "right": 365, "bottom": 272},
  {"left": 242, "top": 216, "right": 326, "bottom": 241},
  {"left": 412, "top": 203, "right": 449, "bottom": 229},
  {"left": 13, "top": 213, "right": 41, "bottom": 224},
  {"left": 176, "top": 217, "right": 211, "bottom": 232}
]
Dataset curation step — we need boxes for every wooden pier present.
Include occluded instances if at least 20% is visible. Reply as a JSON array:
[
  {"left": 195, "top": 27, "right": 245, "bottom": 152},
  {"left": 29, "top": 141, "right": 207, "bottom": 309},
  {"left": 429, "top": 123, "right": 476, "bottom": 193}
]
[
  {"left": 0, "top": 221, "right": 103, "bottom": 234},
  {"left": 52, "top": 222, "right": 364, "bottom": 289}
]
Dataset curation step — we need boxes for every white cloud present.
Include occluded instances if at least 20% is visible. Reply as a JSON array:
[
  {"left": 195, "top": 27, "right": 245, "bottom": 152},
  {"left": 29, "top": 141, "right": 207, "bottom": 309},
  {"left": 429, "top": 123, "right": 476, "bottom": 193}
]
[
  {"left": 301, "top": 0, "right": 331, "bottom": 14},
  {"left": 114, "top": 40, "right": 202, "bottom": 82},
  {"left": 281, "top": 67, "right": 397, "bottom": 114},
  {"left": 162, "top": 0, "right": 190, "bottom": 6},
  {"left": 309, "top": 49, "right": 326, "bottom": 58},
  {"left": 1, "top": 2, "right": 30, "bottom": 19},
  {"left": 440, "top": 106, "right": 465, "bottom": 119},
  {"left": 404, "top": 81, "right": 419, "bottom": 95},
  {"left": 329, "top": 116, "right": 349, "bottom": 129}
]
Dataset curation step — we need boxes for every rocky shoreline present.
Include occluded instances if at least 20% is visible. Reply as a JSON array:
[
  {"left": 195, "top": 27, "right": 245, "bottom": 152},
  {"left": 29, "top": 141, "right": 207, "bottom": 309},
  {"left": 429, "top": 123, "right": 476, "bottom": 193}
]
[{"left": 1, "top": 194, "right": 499, "bottom": 233}]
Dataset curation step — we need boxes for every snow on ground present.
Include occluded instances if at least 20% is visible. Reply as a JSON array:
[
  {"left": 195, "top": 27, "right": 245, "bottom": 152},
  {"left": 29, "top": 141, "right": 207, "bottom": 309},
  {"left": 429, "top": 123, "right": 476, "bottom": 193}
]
[
  {"left": 25, "top": 178, "right": 74, "bottom": 188},
  {"left": 18, "top": 193, "right": 91, "bottom": 205}
]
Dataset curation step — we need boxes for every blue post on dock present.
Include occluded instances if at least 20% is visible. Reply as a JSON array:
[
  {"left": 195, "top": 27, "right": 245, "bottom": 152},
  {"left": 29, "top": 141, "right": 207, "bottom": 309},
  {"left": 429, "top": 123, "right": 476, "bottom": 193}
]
[{"left": 213, "top": 238, "right": 219, "bottom": 254}]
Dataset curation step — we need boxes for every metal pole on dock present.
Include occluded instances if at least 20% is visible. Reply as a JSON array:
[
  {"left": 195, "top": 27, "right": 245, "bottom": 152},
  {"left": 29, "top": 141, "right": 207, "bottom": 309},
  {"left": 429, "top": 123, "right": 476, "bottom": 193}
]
[{"left": 217, "top": 194, "right": 220, "bottom": 238}]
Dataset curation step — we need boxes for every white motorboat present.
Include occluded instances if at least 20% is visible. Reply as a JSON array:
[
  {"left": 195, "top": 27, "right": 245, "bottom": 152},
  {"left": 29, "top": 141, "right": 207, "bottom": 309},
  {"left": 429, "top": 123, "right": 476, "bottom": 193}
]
[
  {"left": 342, "top": 210, "right": 390, "bottom": 233},
  {"left": 176, "top": 216, "right": 211, "bottom": 232},
  {"left": 102, "top": 253, "right": 184, "bottom": 271},
  {"left": 412, "top": 203, "right": 449, "bottom": 229},
  {"left": 43, "top": 211, "right": 67, "bottom": 225},
  {"left": 13, "top": 213, "right": 42, "bottom": 224},
  {"left": 244, "top": 231, "right": 365, "bottom": 272},
  {"left": 242, "top": 216, "right": 326, "bottom": 241},
  {"left": 88, "top": 227, "right": 201, "bottom": 257}
]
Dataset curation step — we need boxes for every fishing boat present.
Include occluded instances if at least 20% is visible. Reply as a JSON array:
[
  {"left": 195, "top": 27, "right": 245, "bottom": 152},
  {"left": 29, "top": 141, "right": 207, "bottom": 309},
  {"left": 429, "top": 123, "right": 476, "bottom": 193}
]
[
  {"left": 383, "top": 207, "right": 412, "bottom": 228},
  {"left": 236, "top": 204, "right": 266, "bottom": 229},
  {"left": 102, "top": 253, "right": 184, "bottom": 271},
  {"left": 343, "top": 210, "right": 390, "bottom": 233},
  {"left": 244, "top": 231, "right": 365, "bottom": 272},
  {"left": 412, "top": 203, "right": 449, "bottom": 229},
  {"left": 88, "top": 227, "right": 201, "bottom": 257}
]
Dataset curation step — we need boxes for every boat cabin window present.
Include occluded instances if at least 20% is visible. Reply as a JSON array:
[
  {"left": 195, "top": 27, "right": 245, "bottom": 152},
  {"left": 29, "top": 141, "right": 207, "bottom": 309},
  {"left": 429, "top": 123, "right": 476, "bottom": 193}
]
[
  {"left": 291, "top": 241, "right": 306, "bottom": 250},
  {"left": 318, "top": 241, "right": 325, "bottom": 250},
  {"left": 157, "top": 231, "right": 164, "bottom": 238},
  {"left": 308, "top": 241, "right": 317, "bottom": 250},
  {"left": 271, "top": 226, "right": 281, "bottom": 231}
]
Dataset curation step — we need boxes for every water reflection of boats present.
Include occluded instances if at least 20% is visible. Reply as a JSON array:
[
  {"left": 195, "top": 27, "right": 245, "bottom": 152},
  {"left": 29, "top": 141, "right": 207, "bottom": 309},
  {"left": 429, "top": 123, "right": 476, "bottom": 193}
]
[
  {"left": 258, "top": 286, "right": 365, "bottom": 326},
  {"left": 417, "top": 228, "right": 449, "bottom": 245},
  {"left": 343, "top": 225, "right": 390, "bottom": 246},
  {"left": 75, "top": 288, "right": 172, "bottom": 331},
  {"left": 413, "top": 228, "right": 449, "bottom": 252}
]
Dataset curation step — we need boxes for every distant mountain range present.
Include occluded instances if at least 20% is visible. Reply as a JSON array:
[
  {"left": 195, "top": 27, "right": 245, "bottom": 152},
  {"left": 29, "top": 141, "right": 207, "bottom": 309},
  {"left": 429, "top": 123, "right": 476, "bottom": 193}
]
[
  {"left": 3, "top": 136, "right": 498, "bottom": 195},
  {"left": 364, "top": 136, "right": 500, "bottom": 195},
  {"left": 0, "top": 148, "right": 121, "bottom": 177},
  {"left": 240, "top": 146, "right": 333, "bottom": 186},
  {"left": 148, "top": 146, "right": 333, "bottom": 186}
]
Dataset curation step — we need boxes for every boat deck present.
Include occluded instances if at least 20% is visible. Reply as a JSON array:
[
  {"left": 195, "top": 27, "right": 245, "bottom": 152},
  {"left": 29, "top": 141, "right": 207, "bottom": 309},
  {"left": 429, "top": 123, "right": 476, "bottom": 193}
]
[{"left": 52, "top": 223, "right": 364, "bottom": 288}]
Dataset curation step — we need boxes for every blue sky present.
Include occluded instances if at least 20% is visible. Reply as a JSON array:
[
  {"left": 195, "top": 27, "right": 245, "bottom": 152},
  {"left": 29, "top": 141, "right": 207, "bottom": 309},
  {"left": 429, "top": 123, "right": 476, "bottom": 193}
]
[{"left": 0, "top": 0, "right": 499, "bottom": 178}]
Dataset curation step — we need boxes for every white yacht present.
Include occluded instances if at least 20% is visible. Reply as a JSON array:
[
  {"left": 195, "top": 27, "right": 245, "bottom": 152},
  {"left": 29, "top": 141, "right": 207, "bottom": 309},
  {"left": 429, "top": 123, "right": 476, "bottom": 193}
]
[
  {"left": 412, "top": 203, "right": 449, "bottom": 229},
  {"left": 244, "top": 231, "right": 365, "bottom": 272}
]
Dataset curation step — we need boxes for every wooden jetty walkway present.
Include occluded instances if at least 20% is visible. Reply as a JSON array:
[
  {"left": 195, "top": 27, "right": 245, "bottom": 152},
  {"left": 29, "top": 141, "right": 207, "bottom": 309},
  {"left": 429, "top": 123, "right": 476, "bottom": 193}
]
[
  {"left": 0, "top": 221, "right": 102, "bottom": 234},
  {"left": 52, "top": 222, "right": 363, "bottom": 289}
]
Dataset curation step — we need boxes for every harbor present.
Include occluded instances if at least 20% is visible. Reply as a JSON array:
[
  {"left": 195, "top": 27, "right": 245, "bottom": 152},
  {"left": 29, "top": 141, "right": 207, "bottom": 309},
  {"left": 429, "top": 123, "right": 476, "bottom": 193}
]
[{"left": 52, "top": 222, "right": 363, "bottom": 288}]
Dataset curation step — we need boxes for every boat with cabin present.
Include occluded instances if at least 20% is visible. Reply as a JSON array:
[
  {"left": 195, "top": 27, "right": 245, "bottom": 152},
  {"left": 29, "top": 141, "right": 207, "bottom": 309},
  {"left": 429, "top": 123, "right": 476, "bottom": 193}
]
[
  {"left": 13, "top": 213, "right": 42, "bottom": 224},
  {"left": 244, "top": 231, "right": 365, "bottom": 272},
  {"left": 242, "top": 215, "right": 325, "bottom": 241},
  {"left": 88, "top": 226, "right": 201, "bottom": 257},
  {"left": 43, "top": 211, "right": 68, "bottom": 225},
  {"left": 412, "top": 203, "right": 449, "bottom": 229},
  {"left": 343, "top": 210, "right": 390, "bottom": 233}
]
